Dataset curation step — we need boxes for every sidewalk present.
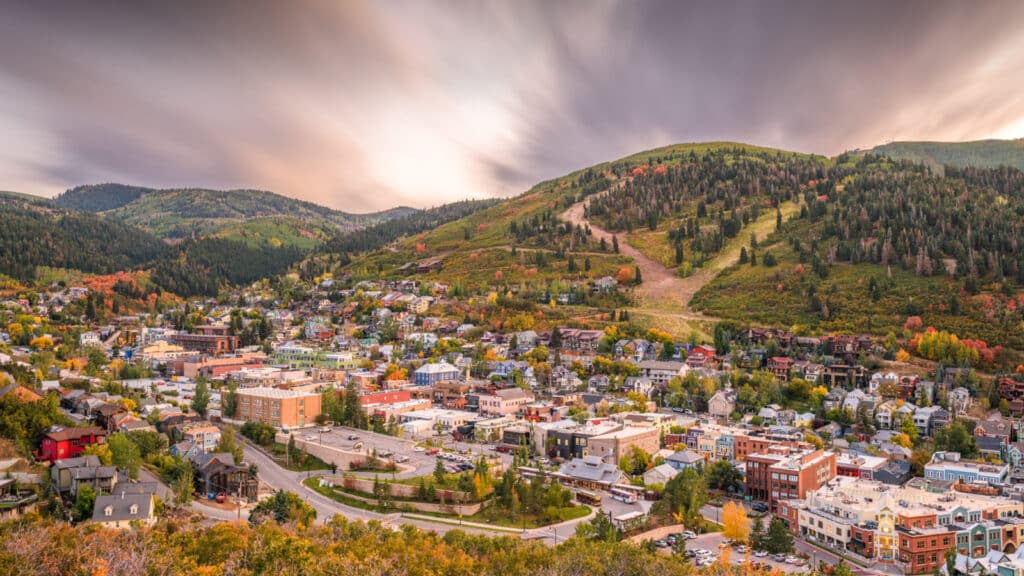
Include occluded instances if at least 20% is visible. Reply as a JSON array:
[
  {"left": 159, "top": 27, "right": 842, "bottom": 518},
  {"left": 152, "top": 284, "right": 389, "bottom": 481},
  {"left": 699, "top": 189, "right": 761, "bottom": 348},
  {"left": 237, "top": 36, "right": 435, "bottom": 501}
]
[{"left": 400, "top": 512, "right": 523, "bottom": 533}]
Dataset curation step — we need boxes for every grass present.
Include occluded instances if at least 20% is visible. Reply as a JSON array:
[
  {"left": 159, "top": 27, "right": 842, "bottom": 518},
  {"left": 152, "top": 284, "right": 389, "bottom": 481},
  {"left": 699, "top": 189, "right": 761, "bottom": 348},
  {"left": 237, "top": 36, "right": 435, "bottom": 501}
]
[
  {"left": 302, "top": 477, "right": 589, "bottom": 529},
  {"left": 270, "top": 443, "right": 333, "bottom": 472}
]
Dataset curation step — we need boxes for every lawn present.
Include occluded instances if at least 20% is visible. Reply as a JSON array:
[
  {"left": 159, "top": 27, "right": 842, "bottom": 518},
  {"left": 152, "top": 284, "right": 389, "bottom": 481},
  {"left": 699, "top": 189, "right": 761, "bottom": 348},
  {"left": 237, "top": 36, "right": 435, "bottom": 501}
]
[{"left": 270, "top": 443, "right": 333, "bottom": 473}]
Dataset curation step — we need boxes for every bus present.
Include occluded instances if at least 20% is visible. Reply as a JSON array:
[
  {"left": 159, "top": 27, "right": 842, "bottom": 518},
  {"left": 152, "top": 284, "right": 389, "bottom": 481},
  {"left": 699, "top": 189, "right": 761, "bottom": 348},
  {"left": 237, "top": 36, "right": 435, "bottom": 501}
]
[
  {"left": 609, "top": 487, "right": 638, "bottom": 504},
  {"left": 576, "top": 490, "right": 602, "bottom": 506}
]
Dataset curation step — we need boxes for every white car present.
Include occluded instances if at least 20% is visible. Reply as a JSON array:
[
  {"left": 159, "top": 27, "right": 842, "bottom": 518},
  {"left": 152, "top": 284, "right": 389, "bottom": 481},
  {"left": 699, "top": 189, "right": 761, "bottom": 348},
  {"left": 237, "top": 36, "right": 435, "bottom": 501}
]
[
  {"left": 413, "top": 446, "right": 426, "bottom": 452},
  {"left": 754, "top": 550, "right": 769, "bottom": 558},
  {"left": 682, "top": 531, "right": 697, "bottom": 539},
  {"left": 785, "top": 556, "right": 799, "bottom": 564}
]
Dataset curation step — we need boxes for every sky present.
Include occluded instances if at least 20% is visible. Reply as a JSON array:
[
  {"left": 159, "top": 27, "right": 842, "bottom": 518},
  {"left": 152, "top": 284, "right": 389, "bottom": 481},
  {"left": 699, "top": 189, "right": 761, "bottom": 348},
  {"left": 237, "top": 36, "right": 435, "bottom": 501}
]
[{"left": 2, "top": 1, "right": 1024, "bottom": 212}]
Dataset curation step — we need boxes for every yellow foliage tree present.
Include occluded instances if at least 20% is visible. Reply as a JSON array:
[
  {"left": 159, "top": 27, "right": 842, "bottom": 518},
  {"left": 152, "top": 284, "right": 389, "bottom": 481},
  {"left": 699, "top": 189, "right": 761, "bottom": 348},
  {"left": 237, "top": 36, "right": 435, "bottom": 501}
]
[
  {"left": 29, "top": 335, "right": 53, "bottom": 350},
  {"left": 722, "top": 500, "right": 750, "bottom": 543},
  {"left": 892, "top": 433, "right": 913, "bottom": 449},
  {"left": 895, "top": 349, "right": 911, "bottom": 362}
]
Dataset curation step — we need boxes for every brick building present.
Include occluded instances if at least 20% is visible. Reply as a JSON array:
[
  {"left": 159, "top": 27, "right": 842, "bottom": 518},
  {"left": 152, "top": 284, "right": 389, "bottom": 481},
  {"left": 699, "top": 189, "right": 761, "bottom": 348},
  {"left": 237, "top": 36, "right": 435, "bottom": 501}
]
[{"left": 235, "top": 387, "right": 322, "bottom": 428}]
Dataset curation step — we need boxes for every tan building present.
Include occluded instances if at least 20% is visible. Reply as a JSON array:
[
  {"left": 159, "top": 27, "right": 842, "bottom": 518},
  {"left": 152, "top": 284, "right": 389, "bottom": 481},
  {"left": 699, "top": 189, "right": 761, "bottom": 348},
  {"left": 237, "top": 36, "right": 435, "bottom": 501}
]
[
  {"left": 236, "top": 387, "right": 322, "bottom": 428},
  {"left": 587, "top": 426, "right": 660, "bottom": 463}
]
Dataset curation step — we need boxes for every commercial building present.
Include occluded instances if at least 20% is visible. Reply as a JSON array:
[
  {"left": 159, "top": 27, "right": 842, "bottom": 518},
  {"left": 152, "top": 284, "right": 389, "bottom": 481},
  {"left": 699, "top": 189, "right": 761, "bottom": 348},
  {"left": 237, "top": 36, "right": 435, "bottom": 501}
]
[
  {"left": 413, "top": 361, "right": 461, "bottom": 386},
  {"left": 745, "top": 447, "right": 837, "bottom": 512},
  {"left": 169, "top": 325, "right": 240, "bottom": 354},
  {"left": 587, "top": 426, "right": 661, "bottom": 464},
  {"left": 478, "top": 387, "right": 535, "bottom": 416},
  {"left": 925, "top": 452, "right": 1009, "bottom": 485},
  {"left": 270, "top": 345, "right": 359, "bottom": 370},
  {"left": 779, "top": 476, "right": 1024, "bottom": 575},
  {"left": 235, "top": 387, "right": 322, "bottom": 429}
]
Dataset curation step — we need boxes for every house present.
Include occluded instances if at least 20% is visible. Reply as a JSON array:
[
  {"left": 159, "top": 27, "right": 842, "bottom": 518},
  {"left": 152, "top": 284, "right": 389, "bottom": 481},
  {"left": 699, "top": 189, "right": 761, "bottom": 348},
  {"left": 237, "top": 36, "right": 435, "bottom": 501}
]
[
  {"left": 975, "top": 417, "right": 1012, "bottom": 447},
  {"left": 767, "top": 357, "right": 795, "bottom": 382},
  {"left": 38, "top": 426, "right": 107, "bottom": 463},
  {"left": 875, "top": 401, "right": 895, "bottom": 429},
  {"left": 708, "top": 389, "right": 736, "bottom": 419},
  {"left": 0, "top": 383, "right": 42, "bottom": 403},
  {"left": 92, "top": 492, "right": 156, "bottom": 529},
  {"left": 637, "top": 360, "right": 684, "bottom": 386},
  {"left": 187, "top": 452, "right": 259, "bottom": 501},
  {"left": 643, "top": 463, "right": 679, "bottom": 486},
  {"left": 0, "top": 477, "right": 38, "bottom": 521},
  {"left": 666, "top": 449, "right": 705, "bottom": 471},
  {"left": 182, "top": 424, "right": 221, "bottom": 453}
]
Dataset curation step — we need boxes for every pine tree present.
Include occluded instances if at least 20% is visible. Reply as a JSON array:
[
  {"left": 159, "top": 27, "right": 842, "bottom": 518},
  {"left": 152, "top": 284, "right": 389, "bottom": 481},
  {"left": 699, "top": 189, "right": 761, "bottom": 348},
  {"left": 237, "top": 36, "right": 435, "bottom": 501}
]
[{"left": 612, "top": 236, "right": 619, "bottom": 253}]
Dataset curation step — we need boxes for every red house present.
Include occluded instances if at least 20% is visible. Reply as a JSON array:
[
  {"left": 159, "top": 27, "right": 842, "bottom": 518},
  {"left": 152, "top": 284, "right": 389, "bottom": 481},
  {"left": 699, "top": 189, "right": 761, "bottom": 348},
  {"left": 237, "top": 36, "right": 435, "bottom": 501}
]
[{"left": 38, "top": 426, "right": 106, "bottom": 463}]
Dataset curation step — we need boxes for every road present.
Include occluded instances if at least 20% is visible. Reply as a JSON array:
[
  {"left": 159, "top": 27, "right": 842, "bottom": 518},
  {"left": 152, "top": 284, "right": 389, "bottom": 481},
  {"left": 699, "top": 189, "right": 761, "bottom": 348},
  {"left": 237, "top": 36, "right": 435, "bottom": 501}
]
[{"left": 244, "top": 437, "right": 602, "bottom": 541}]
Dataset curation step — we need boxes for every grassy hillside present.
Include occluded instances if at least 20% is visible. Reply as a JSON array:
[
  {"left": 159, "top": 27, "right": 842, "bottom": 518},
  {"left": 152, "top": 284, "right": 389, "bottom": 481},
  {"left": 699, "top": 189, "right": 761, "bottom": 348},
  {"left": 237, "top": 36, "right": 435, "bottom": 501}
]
[
  {"left": 870, "top": 138, "right": 1024, "bottom": 172},
  {"left": 55, "top": 184, "right": 416, "bottom": 245},
  {"left": 327, "top": 142, "right": 822, "bottom": 291}
]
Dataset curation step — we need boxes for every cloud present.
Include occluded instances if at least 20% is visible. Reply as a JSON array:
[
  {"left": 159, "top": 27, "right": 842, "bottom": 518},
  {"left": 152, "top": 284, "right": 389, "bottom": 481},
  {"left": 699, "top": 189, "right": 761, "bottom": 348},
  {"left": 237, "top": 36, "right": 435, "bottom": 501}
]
[{"left": 0, "top": 0, "right": 1023, "bottom": 210}]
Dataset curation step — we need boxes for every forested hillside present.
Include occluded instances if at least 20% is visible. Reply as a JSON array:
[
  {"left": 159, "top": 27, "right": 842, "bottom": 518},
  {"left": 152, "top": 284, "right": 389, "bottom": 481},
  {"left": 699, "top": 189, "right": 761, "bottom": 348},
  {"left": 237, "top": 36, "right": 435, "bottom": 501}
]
[
  {"left": 693, "top": 153, "right": 1024, "bottom": 350},
  {"left": 153, "top": 237, "right": 304, "bottom": 297},
  {"left": 55, "top": 183, "right": 416, "bottom": 243},
  {"left": 0, "top": 196, "right": 167, "bottom": 281},
  {"left": 871, "top": 138, "right": 1024, "bottom": 172}
]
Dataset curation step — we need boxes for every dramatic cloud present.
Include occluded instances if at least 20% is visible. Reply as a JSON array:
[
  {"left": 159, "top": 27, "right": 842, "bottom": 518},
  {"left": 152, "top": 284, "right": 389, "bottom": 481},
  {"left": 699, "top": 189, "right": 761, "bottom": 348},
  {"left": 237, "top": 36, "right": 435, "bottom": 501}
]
[{"left": 1, "top": 0, "right": 1023, "bottom": 210}]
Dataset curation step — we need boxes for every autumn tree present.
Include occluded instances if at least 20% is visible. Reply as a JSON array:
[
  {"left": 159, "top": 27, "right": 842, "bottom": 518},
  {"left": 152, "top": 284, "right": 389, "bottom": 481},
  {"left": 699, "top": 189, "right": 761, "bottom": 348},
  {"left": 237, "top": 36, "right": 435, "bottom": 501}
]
[{"left": 722, "top": 501, "right": 750, "bottom": 543}]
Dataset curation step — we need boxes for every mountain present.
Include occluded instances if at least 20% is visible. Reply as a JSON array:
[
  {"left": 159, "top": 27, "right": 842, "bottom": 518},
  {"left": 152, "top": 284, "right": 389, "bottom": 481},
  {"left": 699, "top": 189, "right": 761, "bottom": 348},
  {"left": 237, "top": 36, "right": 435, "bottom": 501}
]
[
  {"left": 869, "top": 138, "right": 1024, "bottom": 172},
  {"left": 315, "top": 141, "right": 1024, "bottom": 356},
  {"left": 0, "top": 193, "right": 167, "bottom": 281},
  {"left": 54, "top": 184, "right": 416, "bottom": 247}
]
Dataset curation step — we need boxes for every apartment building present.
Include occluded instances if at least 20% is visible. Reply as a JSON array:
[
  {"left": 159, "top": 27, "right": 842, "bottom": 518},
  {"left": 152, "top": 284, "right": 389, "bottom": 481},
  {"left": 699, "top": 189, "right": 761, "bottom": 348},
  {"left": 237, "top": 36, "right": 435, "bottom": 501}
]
[
  {"left": 235, "top": 387, "right": 322, "bottom": 428},
  {"left": 745, "top": 447, "right": 837, "bottom": 512}
]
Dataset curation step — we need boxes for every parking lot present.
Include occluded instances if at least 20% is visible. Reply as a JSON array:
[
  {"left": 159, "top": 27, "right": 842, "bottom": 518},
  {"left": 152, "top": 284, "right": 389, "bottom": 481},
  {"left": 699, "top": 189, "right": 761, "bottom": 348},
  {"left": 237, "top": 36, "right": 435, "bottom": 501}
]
[
  {"left": 650, "top": 531, "right": 807, "bottom": 573},
  {"left": 296, "top": 426, "right": 515, "bottom": 478}
]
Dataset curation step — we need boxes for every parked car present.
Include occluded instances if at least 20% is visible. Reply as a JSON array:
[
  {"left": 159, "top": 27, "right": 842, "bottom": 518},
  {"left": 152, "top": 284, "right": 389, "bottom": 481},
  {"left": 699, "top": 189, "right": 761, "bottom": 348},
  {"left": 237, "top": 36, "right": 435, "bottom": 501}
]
[
  {"left": 425, "top": 448, "right": 439, "bottom": 455},
  {"left": 785, "top": 556, "right": 799, "bottom": 564},
  {"left": 215, "top": 492, "right": 227, "bottom": 503},
  {"left": 774, "top": 553, "right": 787, "bottom": 562},
  {"left": 751, "top": 502, "right": 768, "bottom": 513},
  {"left": 754, "top": 550, "right": 768, "bottom": 558},
  {"left": 655, "top": 539, "right": 669, "bottom": 548},
  {"left": 413, "top": 446, "right": 425, "bottom": 452},
  {"left": 735, "top": 545, "right": 749, "bottom": 553},
  {"left": 347, "top": 434, "right": 360, "bottom": 441},
  {"left": 682, "top": 531, "right": 697, "bottom": 539},
  {"left": 672, "top": 407, "right": 685, "bottom": 413}
]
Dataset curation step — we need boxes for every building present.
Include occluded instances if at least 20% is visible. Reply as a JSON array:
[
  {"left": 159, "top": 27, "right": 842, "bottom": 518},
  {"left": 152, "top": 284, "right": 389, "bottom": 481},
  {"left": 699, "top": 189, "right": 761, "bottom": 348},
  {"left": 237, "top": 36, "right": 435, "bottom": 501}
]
[
  {"left": 637, "top": 360, "right": 685, "bottom": 386},
  {"left": 169, "top": 328, "right": 240, "bottom": 354},
  {"left": 554, "top": 455, "right": 625, "bottom": 489},
  {"left": 38, "top": 426, "right": 107, "bottom": 463},
  {"left": 998, "top": 378, "right": 1024, "bottom": 417},
  {"left": 0, "top": 478, "right": 38, "bottom": 521},
  {"left": 50, "top": 455, "right": 117, "bottom": 497},
  {"left": 587, "top": 426, "right": 660, "bottom": 464},
  {"left": 270, "top": 345, "right": 358, "bottom": 370},
  {"left": 478, "top": 388, "right": 535, "bottom": 416},
  {"left": 666, "top": 449, "right": 705, "bottom": 471},
  {"left": 643, "top": 463, "right": 679, "bottom": 485},
  {"left": 413, "top": 361, "right": 461, "bottom": 386},
  {"left": 235, "top": 387, "right": 322, "bottom": 428},
  {"left": 835, "top": 451, "right": 889, "bottom": 480},
  {"left": 925, "top": 452, "right": 1009, "bottom": 485},
  {"left": 708, "top": 389, "right": 737, "bottom": 419},
  {"left": 745, "top": 447, "right": 837, "bottom": 512},
  {"left": 781, "top": 476, "right": 1024, "bottom": 575},
  {"left": 92, "top": 491, "right": 156, "bottom": 529},
  {"left": 182, "top": 424, "right": 221, "bottom": 453}
]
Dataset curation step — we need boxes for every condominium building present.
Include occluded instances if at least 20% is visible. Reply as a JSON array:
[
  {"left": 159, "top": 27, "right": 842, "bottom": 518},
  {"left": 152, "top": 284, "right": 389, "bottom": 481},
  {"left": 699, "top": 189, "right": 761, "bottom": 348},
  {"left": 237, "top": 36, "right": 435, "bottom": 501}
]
[
  {"left": 745, "top": 447, "right": 837, "bottom": 512},
  {"left": 235, "top": 387, "right": 322, "bottom": 428}
]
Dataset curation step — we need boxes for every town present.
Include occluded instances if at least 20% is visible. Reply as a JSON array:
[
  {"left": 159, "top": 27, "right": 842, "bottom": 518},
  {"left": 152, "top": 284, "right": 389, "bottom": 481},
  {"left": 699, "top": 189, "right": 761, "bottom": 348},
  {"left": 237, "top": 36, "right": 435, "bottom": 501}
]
[{"left": 2, "top": 275, "right": 1023, "bottom": 576}]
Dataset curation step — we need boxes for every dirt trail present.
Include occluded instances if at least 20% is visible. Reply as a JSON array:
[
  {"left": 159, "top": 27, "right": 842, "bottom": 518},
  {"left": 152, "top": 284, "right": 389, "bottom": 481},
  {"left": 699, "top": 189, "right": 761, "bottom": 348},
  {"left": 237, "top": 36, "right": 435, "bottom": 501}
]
[{"left": 560, "top": 197, "right": 715, "bottom": 321}]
